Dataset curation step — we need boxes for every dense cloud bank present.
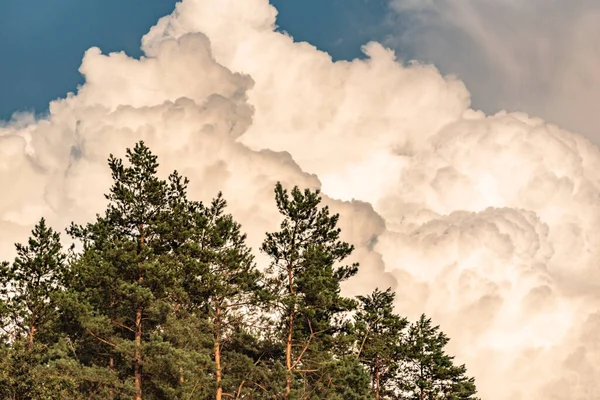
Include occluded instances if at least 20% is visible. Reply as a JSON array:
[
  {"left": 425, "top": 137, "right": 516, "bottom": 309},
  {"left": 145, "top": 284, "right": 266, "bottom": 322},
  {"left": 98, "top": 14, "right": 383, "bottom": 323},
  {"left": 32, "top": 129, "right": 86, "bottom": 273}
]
[{"left": 1, "top": 1, "right": 600, "bottom": 398}]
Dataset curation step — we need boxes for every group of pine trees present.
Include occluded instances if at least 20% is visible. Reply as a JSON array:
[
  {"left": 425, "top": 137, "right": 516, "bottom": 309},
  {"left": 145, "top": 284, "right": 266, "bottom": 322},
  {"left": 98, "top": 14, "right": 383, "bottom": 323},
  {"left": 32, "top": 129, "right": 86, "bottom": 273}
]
[{"left": 0, "top": 142, "right": 479, "bottom": 399}]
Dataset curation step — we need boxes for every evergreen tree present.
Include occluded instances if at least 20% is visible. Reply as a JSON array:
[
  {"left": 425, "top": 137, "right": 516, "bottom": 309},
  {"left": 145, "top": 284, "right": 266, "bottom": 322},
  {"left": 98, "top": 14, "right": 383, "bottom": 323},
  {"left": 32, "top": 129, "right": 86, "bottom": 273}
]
[
  {"left": 67, "top": 142, "right": 193, "bottom": 399},
  {"left": 178, "top": 193, "right": 265, "bottom": 400},
  {"left": 261, "top": 183, "right": 359, "bottom": 399},
  {"left": 400, "top": 314, "right": 479, "bottom": 400},
  {"left": 0, "top": 218, "right": 67, "bottom": 349},
  {"left": 355, "top": 288, "right": 407, "bottom": 399},
  {"left": 0, "top": 219, "right": 77, "bottom": 399}
]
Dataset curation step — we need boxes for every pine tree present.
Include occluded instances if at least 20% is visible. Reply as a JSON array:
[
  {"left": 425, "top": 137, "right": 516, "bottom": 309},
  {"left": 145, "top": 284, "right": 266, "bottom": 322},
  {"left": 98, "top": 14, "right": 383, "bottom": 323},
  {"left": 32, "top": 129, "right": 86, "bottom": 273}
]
[
  {"left": 0, "top": 218, "right": 67, "bottom": 350},
  {"left": 67, "top": 141, "right": 193, "bottom": 399},
  {"left": 261, "top": 183, "right": 359, "bottom": 399},
  {"left": 0, "top": 219, "right": 76, "bottom": 399},
  {"left": 355, "top": 288, "right": 407, "bottom": 399},
  {"left": 178, "top": 193, "right": 265, "bottom": 399},
  {"left": 401, "top": 314, "right": 479, "bottom": 400}
]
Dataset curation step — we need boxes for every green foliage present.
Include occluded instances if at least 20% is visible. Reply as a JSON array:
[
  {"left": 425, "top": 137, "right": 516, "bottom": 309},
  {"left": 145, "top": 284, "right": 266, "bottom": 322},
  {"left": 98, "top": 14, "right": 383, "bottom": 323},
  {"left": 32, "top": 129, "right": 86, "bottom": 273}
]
[
  {"left": 400, "top": 314, "right": 479, "bottom": 400},
  {"left": 176, "top": 192, "right": 266, "bottom": 399},
  {"left": 261, "top": 183, "right": 361, "bottom": 397},
  {"left": 0, "top": 218, "right": 67, "bottom": 346},
  {"left": 65, "top": 141, "right": 196, "bottom": 398},
  {"left": 355, "top": 288, "right": 408, "bottom": 398},
  {"left": 0, "top": 219, "right": 74, "bottom": 399},
  {"left": 309, "top": 356, "right": 372, "bottom": 400},
  {"left": 0, "top": 142, "right": 480, "bottom": 400}
]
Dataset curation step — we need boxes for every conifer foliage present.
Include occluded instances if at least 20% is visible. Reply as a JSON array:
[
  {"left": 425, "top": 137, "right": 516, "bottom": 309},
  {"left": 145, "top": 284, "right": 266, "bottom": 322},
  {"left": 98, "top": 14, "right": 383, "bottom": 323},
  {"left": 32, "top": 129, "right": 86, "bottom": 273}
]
[
  {"left": 261, "top": 183, "right": 360, "bottom": 399},
  {"left": 401, "top": 315, "right": 479, "bottom": 400},
  {"left": 355, "top": 288, "right": 407, "bottom": 399},
  {"left": 0, "top": 142, "right": 480, "bottom": 399},
  {"left": 0, "top": 218, "right": 67, "bottom": 350}
]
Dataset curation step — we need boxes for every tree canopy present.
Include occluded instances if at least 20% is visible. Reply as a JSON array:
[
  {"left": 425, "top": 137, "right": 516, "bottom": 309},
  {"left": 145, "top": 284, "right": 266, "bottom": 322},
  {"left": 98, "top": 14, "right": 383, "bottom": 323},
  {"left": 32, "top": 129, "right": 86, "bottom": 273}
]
[{"left": 0, "top": 142, "right": 479, "bottom": 400}]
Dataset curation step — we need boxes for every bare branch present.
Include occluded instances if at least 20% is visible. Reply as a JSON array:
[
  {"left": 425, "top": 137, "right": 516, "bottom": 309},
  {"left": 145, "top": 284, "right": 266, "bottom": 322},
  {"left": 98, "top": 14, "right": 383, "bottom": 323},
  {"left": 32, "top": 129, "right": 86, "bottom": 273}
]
[{"left": 86, "top": 328, "right": 120, "bottom": 350}]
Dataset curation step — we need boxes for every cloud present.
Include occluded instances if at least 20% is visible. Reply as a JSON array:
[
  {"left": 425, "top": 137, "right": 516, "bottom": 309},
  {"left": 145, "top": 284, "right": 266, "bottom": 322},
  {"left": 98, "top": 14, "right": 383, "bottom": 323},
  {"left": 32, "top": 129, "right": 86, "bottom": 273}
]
[
  {"left": 388, "top": 0, "right": 600, "bottom": 141},
  {"left": 1, "top": 0, "right": 600, "bottom": 398},
  {"left": 0, "top": 29, "right": 396, "bottom": 299}
]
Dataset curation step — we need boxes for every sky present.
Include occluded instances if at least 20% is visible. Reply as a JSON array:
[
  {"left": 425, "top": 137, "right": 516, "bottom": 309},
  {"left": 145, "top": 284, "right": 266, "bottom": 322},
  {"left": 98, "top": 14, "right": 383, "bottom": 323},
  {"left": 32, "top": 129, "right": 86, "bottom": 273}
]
[
  {"left": 2, "top": 1, "right": 600, "bottom": 399},
  {"left": 0, "top": 0, "right": 390, "bottom": 120},
  {"left": 0, "top": 0, "right": 178, "bottom": 119},
  {"left": 3, "top": 1, "right": 600, "bottom": 140}
]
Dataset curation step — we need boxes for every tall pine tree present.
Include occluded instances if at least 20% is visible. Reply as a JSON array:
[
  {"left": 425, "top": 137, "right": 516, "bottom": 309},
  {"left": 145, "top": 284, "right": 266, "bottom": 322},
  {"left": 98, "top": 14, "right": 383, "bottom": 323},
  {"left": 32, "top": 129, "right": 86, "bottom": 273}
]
[
  {"left": 178, "top": 193, "right": 264, "bottom": 400},
  {"left": 0, "top": 218, "right": 67, "bottom": 350},
  {"left": 0, "top": 218, "right": 74, "bottom": 399},
  {"left": 355, "top": 288, "right": 407, "bottom": 400},
  {"left": 261, "top": 183, "right": 359, "bottom": 399},
  {"left": 67, "top": 142, "right": 191, "bottom": 399}
]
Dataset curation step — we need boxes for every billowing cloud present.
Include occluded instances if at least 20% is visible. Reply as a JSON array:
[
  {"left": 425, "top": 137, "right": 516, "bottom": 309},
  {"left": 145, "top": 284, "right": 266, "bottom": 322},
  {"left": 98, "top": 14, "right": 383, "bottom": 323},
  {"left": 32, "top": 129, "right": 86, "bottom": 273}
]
[
  {"left": 1, "top": 0, "right": 600, "bottom": 398},
  {"left": 387, "top": 0, "right": 600, "bottom": 142}
]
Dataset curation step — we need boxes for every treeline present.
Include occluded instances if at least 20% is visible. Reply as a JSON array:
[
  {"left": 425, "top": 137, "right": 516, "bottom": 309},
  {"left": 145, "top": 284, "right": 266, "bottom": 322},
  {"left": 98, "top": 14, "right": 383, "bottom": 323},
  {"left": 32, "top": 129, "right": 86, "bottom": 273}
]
[{"left": 0, "top": 142, "right": 479, "bottom": 400}]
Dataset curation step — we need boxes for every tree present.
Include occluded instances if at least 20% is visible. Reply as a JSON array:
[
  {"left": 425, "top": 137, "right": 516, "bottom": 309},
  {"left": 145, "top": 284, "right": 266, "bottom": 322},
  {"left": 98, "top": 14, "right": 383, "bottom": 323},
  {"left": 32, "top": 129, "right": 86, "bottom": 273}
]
[
  {"left": 401, "top": 314, "right": 479, "bottom": 400},
  {"left": 355, "top": 288, "right": 408, "bottom": 399},
  {"left": 0, "top": 219, "right": 78, "bottom": 399},
  {"left": 178, "top": 193, "right": 265, "bottom": 400},
  {"left": 67, "top": 141, "right": 191, "bottom": 399},
  {"left": 261, "top": 183, "right": 359, "bottom": 399},
  {"left": 0, "top": 218, "right": 67, "bottom": 350}
]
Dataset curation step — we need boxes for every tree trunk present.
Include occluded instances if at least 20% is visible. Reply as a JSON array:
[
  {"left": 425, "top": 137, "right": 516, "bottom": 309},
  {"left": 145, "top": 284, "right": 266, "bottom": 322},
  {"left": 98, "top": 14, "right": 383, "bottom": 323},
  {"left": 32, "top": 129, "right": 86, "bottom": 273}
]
[
  {"left": 285, "top": 263, "right": 295, "bottom": 399},
  {"left": 420, "top": 363, "right": 425, "bottom": 400},
  {"left": 374, "top": 358, "right": 380, "bottom": 400},
  {"left": 215, "top": 303, "right": 223, "bottom": 400},
  {"left": 27, "top": 324, "right": 35, "bottom": 352},
  {"left": 135, "top": 226, "right": 145, "bottom": 400},
  {"left": 135, "top": 305, "right": 143, "bottom": 400},
  {"left": 109, "top": 352, "right": 115, "bottom": 400},
  {"left": 285, "top": 311, "right": 294, "bottom": 398}
]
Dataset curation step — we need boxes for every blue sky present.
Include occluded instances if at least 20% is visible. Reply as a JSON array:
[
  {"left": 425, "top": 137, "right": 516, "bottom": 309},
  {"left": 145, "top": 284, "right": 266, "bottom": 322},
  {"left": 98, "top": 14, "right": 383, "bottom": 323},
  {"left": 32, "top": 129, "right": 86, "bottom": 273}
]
[
  {"left": 2, "top": 1, "right": 596, "bottom": 140},
  {"left": 272, "top": 0, "right": 390, "bottom": 60},
  {"left": 0, "top": 0, "right": 178, "bottom": 120},
  {"left": 0, "top": 0, "right": 391, "bottom": 121}
]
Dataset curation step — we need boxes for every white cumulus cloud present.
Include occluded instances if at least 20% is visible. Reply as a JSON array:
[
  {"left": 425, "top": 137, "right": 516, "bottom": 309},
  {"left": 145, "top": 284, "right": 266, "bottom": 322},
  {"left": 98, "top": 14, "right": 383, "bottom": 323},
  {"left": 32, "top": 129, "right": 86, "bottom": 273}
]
[{"left": 1, "top": 1, "right": 600, "bottom": 398}]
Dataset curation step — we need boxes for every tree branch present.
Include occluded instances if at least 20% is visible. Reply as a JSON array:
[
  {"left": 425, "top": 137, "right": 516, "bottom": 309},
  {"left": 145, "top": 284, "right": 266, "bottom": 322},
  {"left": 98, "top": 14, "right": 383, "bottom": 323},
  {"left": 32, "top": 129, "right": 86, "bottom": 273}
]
[{"left": 86, "top": 328, "right": 120, "bottom": 350}]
